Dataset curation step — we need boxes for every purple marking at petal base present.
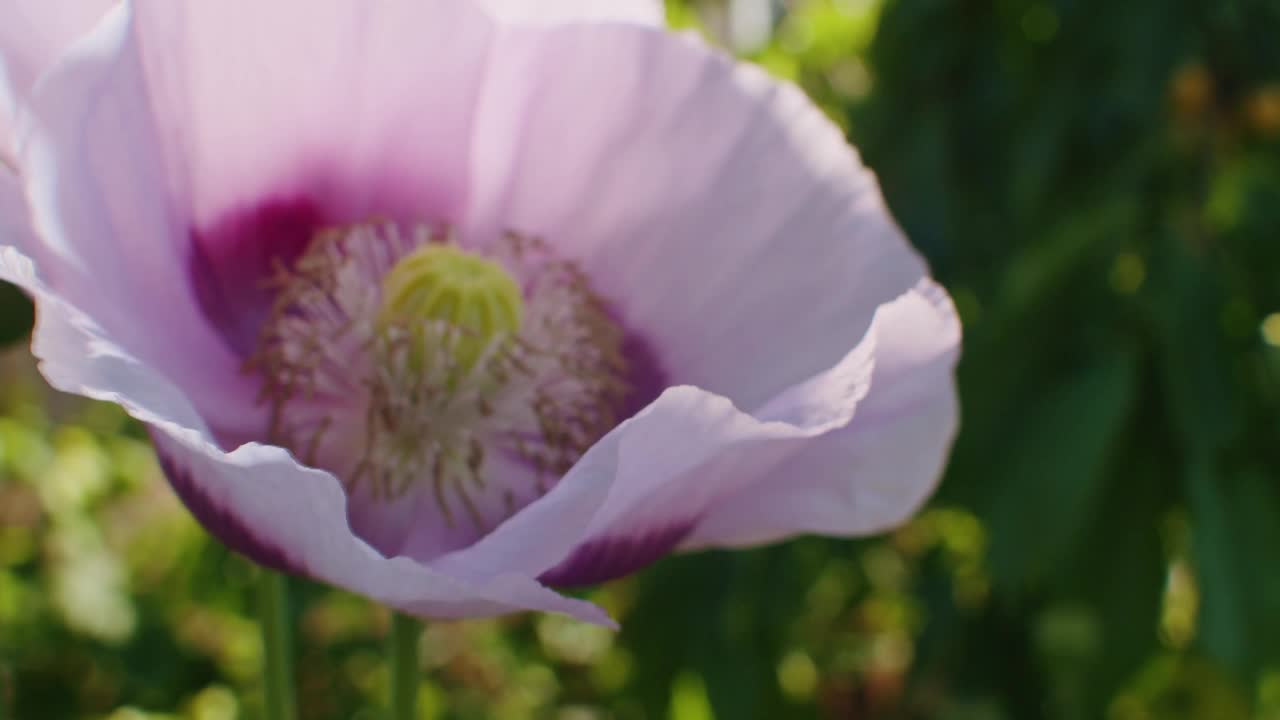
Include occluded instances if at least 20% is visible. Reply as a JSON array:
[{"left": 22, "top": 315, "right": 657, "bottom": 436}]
[
  {"left": 190, "top": 197, "right": 329, "bottom": 357},
  {"left": 150, "top": 431, "right": 305, "bottom": 577},
  {"left": 539, "top": 521, "right": 696, "bottom": 587},
  {"left": 618, "top": 325, "right": 668, "bottom": 422}
]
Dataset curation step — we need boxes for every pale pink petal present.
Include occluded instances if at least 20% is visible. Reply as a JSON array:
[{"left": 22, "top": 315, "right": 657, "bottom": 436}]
[
  {"left": 0, "top": 0, "right": 116, "bottom": 114},
  {"left": 441, "top": 282, "right": 957, "bottom": 586},
  {"left": 684, "top": 280, "right": 961, "bottom": 548},
  {"left": 446, "top": 24, "right": 952, "bottom": 584},
  {"left": 0, "top": 0, "right": 114, "bottom": 258},
  {"left": 474, "top": 0, "right": 664, "bottom": 26},
  {"left": 0, "top": 244, "right": 611, "bottom": 624},
  {"left": 394, "top": 452, "right": 547, "bottom": 563},
  {"left": 129, "top": 0, "right": 489, "bottom": 226},
  {"left": 19, "top": 8, "right": 260, "bottom": 438},
  {"left": 149, "top": 435, "right": 611, "bottom": 623},
  {"left": 464, "top": 24, "right": 927, "bottom": 412},
  {"left": 432, "top": 332, "right": 877, "bottom": 585}
]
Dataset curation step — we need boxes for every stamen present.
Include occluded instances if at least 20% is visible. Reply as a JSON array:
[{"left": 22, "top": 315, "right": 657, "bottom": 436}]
[{"left": 247, "top": 222, "right": 629, "bottom": 532}]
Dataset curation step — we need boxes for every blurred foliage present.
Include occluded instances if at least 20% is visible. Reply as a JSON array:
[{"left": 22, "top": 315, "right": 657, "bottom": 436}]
[{"left": 2, "top": 0, "right": 1280, "bottom": 717}]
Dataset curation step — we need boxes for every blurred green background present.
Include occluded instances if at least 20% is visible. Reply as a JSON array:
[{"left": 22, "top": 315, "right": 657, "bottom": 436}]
[{"left": 3, "top": 0, "right": 1280, "bottom": 717}]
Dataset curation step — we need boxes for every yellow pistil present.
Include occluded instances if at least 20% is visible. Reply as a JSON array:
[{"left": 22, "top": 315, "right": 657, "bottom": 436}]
[{"left": 378, "top": 244, "right": 524, "bottom": 373}]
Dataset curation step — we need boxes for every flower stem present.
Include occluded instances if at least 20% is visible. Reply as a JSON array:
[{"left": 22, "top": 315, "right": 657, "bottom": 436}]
[
  {"left": 389, "top": 612, "right": 422, "bottom": 720},
  {"left": 0, "top": 666, "right": 11, "bottom": 720},
  {"left": 257, "top": 570, "right": 296, "bottom": 720}
]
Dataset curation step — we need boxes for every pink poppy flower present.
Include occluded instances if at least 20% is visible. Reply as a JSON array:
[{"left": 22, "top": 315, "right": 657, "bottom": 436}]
[{"left": 0, "top": 0, "right": 960, "bottom": 624}]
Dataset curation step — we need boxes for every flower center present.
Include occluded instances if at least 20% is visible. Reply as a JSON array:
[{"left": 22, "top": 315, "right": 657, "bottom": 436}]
[
  {"left": 248, "top": 222, "right": 629, "bottom": 532},
  {"left": 378, "top": 245, "right": 523, "bottom": 374}
]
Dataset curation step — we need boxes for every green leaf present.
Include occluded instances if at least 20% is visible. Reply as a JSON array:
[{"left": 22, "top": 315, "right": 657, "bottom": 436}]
[
  {"left": 1060, "top": 449, "right": 1168, "bottom": 713},
  {"left": 980, "top": 351, "right": 1139, "bottom": 590},
  {"left": 1187, "top": 466, "right": 1280, "bottom": 683},
  {"left": 1149, "top": 238, "right": 1239, "bottom": 455}
]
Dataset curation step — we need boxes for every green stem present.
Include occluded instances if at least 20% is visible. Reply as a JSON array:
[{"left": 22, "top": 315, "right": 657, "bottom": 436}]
[
  {"left": 0, "top": 664, "right": 10, "bottom": 720},
  {"left": 257, "top": 571, "right": 296, "bottom": 720},
  {"left": 390, "top": 612, "right": 422, "bottom": 720}
]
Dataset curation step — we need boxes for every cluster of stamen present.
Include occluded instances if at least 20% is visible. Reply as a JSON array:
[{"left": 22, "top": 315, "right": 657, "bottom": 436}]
[{"left": 248, "top": 221, "right": 628, "bottom": 528}]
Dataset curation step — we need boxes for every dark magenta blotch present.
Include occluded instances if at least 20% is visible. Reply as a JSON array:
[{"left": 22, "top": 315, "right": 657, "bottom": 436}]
[
  {"left": 617, "top": 324, "right": 668, "bottom": 422},
  {"left": 538, "top": 521, "right": 696, "bottom": 587},
  {"left": 150, "top": 431, "right": 305, "bottom": 577},
  {"left": 189, "top": 197, "right": 329, "bottom": 357}
]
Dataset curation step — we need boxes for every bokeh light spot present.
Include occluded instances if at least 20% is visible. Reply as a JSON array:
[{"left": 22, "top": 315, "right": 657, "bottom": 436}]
[
  {"left": 1021, "top": 4, "right": 1059, "bottom": 43},
  {"left": 1261, "top": 313, "right": 1280, "bottom": 347},
  {"left": 1110, "top": 252, "right": 1146, "bottom": 295},
  {"left": 777, "top": 651, "right": 819, "bottom": 700}
]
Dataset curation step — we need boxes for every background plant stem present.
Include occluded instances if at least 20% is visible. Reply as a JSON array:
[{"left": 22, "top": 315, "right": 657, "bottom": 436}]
[
  {"left": 258, "top": 571, "right": 295, "bottom": 720},
  {"left": 390, "top": 612, "right": 422, "bottom": 720}
]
